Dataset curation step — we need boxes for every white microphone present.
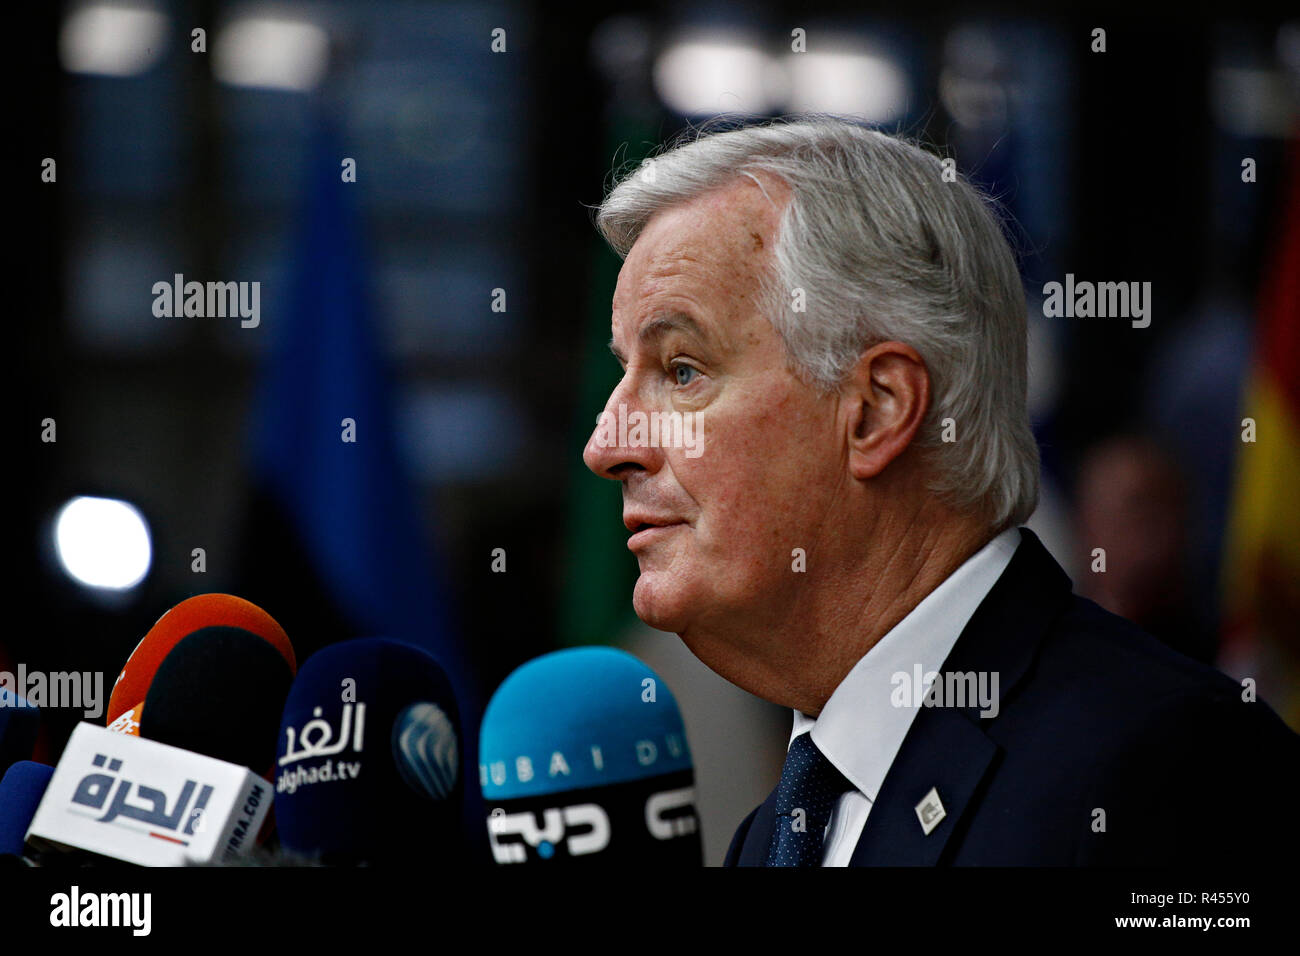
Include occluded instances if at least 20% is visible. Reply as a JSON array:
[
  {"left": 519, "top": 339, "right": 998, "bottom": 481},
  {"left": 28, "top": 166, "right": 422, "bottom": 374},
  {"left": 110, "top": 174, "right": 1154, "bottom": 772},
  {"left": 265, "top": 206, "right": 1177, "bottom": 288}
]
[{"left": 25, "top": 723, "right": 271, "bottom": 866}]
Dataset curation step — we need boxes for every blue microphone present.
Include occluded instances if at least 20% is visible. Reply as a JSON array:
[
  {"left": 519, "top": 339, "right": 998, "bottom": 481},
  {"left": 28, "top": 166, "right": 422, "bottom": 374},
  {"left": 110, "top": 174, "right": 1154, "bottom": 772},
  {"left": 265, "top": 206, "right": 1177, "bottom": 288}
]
[
  {"left": 274, "top": 638, "right": 464, "bottom": 864},
  {"left": 0, "top": 760, "right": 53, "bottom": 857},
  {"left": 480, "top": 647, "right": 701, "bottom": 865},
  {"left": 0, "top": 689, "right": 39, "bottom": 775}
]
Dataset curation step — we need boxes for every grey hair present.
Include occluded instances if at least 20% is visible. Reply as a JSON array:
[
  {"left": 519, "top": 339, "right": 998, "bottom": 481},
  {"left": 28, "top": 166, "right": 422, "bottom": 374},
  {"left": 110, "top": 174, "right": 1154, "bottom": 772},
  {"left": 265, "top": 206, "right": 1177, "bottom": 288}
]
[{"left": 595, "top": 116, "right": 1039, "bottom": 531}]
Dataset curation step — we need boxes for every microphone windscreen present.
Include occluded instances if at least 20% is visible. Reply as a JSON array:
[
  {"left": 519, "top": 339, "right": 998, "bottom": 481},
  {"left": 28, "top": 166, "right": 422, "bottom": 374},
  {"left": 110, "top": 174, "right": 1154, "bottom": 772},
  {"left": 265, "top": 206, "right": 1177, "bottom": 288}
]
[
  {"left": 141, "top": 626, "right": 295, "bottom": 772},
  {"left": 0, "top": 760, "right": 53, "bottom": 855},
  {"left": 479, "top": 647, "right": 700, "bottom": 865},
  {"left": 274, "top": 638, "right": 463, "bottom": 864},
  {"left": 0, "top": 689, "right": 39, "bottom": 774},
  {"left": 108, "top": 593, "right": 294, "bottom": 725},
  {"left": 106, "top": 702, "right": 143, "bottom": 736}
]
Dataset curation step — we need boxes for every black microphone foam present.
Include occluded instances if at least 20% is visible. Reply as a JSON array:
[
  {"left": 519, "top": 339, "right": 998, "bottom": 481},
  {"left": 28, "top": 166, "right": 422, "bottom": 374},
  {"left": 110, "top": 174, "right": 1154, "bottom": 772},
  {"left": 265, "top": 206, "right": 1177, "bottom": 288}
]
[{"left": 141, "top": 626, "right": 294, "bottom": 772}]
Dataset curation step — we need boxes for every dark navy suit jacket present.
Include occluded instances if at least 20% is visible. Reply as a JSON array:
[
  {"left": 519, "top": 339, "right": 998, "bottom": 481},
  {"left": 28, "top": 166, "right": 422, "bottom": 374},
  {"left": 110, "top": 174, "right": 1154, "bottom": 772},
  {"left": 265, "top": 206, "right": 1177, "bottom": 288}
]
[{"left": 725, "top": 528, "right": 1300, "bottom": 866}]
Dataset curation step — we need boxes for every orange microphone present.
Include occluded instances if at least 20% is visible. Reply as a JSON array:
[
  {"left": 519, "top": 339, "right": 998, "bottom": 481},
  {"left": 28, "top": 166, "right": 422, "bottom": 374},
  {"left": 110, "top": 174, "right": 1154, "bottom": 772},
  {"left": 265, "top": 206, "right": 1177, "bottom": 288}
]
[
  {"left": 106, "top": 594, "right": 295, "bottom": 727},
  {"left": 105, "top": 701, "right": 143, "bottom": 736}
]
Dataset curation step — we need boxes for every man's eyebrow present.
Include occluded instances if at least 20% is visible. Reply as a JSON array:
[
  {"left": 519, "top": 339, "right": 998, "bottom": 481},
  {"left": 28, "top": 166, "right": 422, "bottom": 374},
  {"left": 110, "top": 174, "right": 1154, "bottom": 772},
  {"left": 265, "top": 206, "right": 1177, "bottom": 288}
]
[
  {"left": 608, "top": 312, "right": 713, "bottom": 363},
  {"left": 639, "top": 312, "right": 709, "bottom": 346}
]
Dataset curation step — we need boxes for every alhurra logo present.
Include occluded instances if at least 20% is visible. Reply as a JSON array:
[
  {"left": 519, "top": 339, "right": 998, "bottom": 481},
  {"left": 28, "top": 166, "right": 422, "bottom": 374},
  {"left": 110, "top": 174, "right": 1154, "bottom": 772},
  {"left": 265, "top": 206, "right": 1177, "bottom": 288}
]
[{"left": 593, "top": 404, "right": 703, "bottom": 458}]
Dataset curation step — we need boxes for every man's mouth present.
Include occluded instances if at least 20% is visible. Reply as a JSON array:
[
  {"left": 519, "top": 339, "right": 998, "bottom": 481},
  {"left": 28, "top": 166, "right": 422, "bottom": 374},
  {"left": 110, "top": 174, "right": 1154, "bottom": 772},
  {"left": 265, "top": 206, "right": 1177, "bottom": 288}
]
[{"left": 624, "top": 514, "right": 686, "bottom": 548}]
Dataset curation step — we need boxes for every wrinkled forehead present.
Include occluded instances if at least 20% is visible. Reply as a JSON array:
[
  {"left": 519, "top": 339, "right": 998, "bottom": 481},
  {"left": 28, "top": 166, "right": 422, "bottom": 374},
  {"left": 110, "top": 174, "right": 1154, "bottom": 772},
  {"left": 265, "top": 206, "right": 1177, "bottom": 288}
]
[{"left": 613, "top": 174, "right": 790, "bottom": 313}]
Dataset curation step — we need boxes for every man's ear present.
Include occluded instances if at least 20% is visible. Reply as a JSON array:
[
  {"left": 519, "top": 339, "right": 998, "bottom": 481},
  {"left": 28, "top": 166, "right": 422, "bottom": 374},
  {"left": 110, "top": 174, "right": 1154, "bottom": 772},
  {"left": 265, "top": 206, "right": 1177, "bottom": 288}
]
[{"left": 842, "top": 341, "right": 930, "bottom": 481}]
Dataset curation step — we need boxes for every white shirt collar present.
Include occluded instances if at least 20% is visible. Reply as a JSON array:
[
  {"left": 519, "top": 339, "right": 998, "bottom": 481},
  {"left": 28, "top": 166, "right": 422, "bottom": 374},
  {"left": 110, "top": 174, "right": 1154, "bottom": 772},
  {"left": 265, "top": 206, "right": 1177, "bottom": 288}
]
[{"left": 790, "top": 527, "right": 1021, "bottom": 803}]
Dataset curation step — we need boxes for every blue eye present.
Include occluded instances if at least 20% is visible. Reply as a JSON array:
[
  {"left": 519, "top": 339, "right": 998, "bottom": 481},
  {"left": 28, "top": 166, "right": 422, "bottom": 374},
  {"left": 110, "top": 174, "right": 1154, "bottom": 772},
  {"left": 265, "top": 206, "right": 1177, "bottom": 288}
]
[{"left": 672, "top": 363, "right": 698, "bottom": 386}]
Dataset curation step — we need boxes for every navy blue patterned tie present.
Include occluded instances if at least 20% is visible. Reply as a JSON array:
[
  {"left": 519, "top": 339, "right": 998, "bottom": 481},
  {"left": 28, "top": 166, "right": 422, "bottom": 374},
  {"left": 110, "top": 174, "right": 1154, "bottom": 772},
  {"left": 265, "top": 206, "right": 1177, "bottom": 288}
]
[{"left": 765, "top": 731, "right": 854, "bottom": 866}]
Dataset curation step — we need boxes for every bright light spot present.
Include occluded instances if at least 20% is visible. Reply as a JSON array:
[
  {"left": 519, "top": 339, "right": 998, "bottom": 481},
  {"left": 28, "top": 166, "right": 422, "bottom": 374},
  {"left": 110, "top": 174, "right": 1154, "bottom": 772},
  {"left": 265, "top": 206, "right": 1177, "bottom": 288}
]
[
  {"left": 60, "top": 3, "right": 168, "bottom": 77},
  {"left": 54, "top": 496, "right": 152, "bottom": 591},
  {"left": 214, "top": 16, "right": 329, "bottom": 92},
  {"left": 783, "top": 48, "right": 908, "bottom": 122},
  {"left": 653, "top": 34, "right": 778, "bottom": 116}
]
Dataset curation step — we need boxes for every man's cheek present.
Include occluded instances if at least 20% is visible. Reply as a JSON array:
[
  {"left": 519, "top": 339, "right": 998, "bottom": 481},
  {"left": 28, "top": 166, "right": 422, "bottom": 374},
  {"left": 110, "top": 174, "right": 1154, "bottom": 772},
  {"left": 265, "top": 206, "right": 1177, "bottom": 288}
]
[{"left": 702, "top": 484, "right": 775, "bottom": 543}]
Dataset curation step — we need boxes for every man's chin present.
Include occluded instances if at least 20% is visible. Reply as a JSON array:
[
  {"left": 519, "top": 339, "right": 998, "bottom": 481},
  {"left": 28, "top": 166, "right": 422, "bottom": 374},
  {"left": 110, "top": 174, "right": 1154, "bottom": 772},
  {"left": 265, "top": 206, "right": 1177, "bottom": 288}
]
[{"left": 630, "top": 574, "right": 695, "bottom": 634}]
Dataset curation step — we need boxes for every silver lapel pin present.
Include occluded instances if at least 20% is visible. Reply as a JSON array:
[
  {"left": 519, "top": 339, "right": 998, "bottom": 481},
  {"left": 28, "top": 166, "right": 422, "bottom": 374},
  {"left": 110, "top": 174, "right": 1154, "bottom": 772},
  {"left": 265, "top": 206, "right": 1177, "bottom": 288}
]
[{"left": 915, "top": 787, "right": 946, "bottom": 835}]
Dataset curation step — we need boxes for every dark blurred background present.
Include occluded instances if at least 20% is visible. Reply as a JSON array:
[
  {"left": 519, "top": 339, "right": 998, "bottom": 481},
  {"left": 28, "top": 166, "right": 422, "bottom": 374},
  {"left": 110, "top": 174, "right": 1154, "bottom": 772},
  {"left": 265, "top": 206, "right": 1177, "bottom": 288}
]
[{"left": 14, "top": 1, "right": 1300, "bottom": 864}]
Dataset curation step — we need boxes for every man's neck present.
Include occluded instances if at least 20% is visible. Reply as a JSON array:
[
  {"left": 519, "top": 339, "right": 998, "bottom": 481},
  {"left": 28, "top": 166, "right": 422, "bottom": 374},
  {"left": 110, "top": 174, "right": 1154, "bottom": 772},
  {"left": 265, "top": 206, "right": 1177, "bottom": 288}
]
[{"left": 782, "top": 510, "right": 995, "bottom": 717}]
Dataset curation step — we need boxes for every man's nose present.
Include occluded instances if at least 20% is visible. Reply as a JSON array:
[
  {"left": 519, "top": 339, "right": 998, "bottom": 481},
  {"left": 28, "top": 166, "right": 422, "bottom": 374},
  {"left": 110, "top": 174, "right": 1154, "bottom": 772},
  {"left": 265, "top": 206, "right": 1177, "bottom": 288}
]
[{"left": 582, "top": 381, "right": 663, "bottom": 480}]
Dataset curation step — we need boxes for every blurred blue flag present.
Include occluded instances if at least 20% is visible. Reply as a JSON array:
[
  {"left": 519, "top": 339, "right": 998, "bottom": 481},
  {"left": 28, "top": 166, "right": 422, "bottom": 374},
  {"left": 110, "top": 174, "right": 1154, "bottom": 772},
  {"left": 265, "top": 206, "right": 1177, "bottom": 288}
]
[{"left": 244, "top": 115, "right": 484, "bottom": 851}]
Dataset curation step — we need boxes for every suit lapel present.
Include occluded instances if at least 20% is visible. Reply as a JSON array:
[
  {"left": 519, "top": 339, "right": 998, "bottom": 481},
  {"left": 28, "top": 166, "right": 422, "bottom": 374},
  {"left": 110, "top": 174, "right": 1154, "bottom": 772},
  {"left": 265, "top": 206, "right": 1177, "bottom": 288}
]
[
  {"left": 847, "top": 703, "right": 998, "bottom": 865},
  {"left": 849, "top": 528, "right": 1073, "bottom": 865},
  {"left": 735, "top": 787, "right": 780, "bottom": 866}
]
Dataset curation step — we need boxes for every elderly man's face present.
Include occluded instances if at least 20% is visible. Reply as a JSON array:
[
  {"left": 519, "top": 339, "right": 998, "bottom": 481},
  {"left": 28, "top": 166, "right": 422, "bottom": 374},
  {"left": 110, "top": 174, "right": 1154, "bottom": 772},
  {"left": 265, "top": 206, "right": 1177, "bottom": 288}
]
[{"left": 583, "top": 177, "right": 845, "bottom": 649}]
